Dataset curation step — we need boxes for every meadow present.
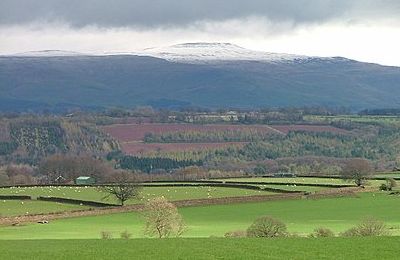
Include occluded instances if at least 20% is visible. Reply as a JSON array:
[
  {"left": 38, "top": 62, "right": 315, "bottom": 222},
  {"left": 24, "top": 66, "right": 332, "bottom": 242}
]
[
  {"left": 0, "top": 185, "right": 274, "bottom": 211},
  {"left": 1, "top": 192, "right": 398, "bottom": 239},
  {"left": 0, "top": 177, "right": 387, "bottom": 217},
  {"left": 1, "top": 237, "right": 399, "bottom": 260},
  {"left": 220, "top": 177, "right": 386, "bottom": 187},
  {"left": 0, "top": 200, "right": 88, "bottom": 217}
]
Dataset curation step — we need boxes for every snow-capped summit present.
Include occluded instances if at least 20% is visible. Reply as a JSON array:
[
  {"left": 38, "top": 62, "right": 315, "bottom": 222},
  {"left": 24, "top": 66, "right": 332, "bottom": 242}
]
[
  {"left": 6, "top": 43, "right": 344, "bottom": 64},
  {"left": 139, "top": 42, "right": 315, "bottom": 64}
]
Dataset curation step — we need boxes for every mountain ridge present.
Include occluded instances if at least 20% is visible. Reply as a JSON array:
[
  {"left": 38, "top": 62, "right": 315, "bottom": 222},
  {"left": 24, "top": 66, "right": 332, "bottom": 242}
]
[
  {"left": 1, "top": 43, "right": 400, "bottom": 112},
  {"left": 5, "top": 42, "right": 359, "bottom": 65}
]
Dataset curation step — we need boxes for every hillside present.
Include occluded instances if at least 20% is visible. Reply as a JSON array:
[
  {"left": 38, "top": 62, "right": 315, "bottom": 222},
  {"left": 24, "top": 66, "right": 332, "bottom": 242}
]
[
  {"left": 1, "top": 43, "right": 400, "bottom": 111},
  {"left": 0, "top": 117, "right": 119, "bottom": 164}
]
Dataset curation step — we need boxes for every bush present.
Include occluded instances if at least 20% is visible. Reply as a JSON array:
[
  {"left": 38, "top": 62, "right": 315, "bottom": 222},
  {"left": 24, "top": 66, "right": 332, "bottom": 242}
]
[
  {"left": 224, "top": 230, "right": 247, "bottom": 238},
  {"left": 143, "top": 197, "right": 186, "bottom": 238},
  {"left": 340, "top": 218, "right": 389, "bottom": 237},
  {"left": 100, "top": 231, "right": 113, "bottom": 239},
  {"left": 380, "top": 183, "right": 389, "bottom": 191},
  {"left": 309, "top": 227, "right": 335, "bottom": 238},
  {"left": 120, "top": 230, "right": 132, "bottom": 239},
  {"left": 247, "top": 216, "right": 287, "bottom": 238},
  {"left": 340, "top": 227, "right": 359, "bottom": 237}
]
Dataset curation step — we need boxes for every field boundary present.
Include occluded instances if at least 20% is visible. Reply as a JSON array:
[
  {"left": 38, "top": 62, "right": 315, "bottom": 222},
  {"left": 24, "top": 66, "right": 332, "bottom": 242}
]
[
  {"left": 0, "top": 187, "right": 362, "bottom": 226},
  {"left": 0, "top": 195, "right": 31, "bottom": 200},
  {"left": 36, "top": 196, "right": 117, "bottom": 207}
]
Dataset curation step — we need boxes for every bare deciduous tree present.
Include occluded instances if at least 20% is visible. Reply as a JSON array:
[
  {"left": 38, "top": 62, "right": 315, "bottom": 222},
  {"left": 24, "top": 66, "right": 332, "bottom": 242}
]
[
  {"left": 143, "top": 197, "right": 185, "bottom": 238},
  {"left": 39, "top": 154, "right": 114, "bottom": 184},
  {"left": 341, "top": 158, "right": 373, "bottom": 186},
  {"left": 99, "top": 171, "right": 141, "bottom": 206}
]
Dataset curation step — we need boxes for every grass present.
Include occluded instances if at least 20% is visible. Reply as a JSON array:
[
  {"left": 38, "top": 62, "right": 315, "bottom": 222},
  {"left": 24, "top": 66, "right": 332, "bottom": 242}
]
[
  {"left": 0, "top": 186, "right": 274, "bottom": 206},
  {"left": 220, "top": 177, "right": 386, "bottom": 188},
  {"left": 219, "top": 177, "right": 353, "bottom": 185},
  {"left": 0, "top": 200, "right": 88, "bottom": 217},
  {"left": 374, "top": 172, "right": 400, "bottom": 179},
  {"left": 1, "top": 192, "right": 399, "bottom": 239},
  {"left": 1, "top": 237, "right": 399, "bottom": 260},
  {"left": 259, "top": 184, "right": 326, "bottom": 192}
]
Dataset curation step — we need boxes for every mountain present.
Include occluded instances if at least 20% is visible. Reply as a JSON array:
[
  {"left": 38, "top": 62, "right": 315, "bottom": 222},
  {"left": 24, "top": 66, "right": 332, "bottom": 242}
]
[
  {"left": 13, "top": 50, "right": 87, "bottom": 57},
  {"left": 139, "top": 42, "right": 310, "bottom": 63},
  {"left": 1, "top": 43, "right": 400, "bottom": 111}
]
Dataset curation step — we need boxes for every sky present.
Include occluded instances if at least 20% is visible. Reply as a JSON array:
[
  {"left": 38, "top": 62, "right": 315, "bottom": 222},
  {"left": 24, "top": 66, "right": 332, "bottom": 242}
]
[{"left": 1, "top": 0, "right": 400, "bottom": 66}]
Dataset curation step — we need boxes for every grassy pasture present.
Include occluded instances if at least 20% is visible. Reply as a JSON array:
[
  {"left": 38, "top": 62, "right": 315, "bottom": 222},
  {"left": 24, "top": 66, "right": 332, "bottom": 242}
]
[
  {"left": 0, "top": 185, "right": 274, "bottom": 207},
  {"left": 258, "top": 184, "right": 327, "bottom": 192},
  {"left": 1, "top": 237, "right": 399, "bottom": 260},
  {"left": 374, "top": 172, "right": 400, "bottom": 179},
  {"left": 1, "top": 192, "right": 399, "bottom": 239},
  {"left": 0, "top": 200, "right": 88, "bottom": 217},
  {"left": 220, "top": 177, "right": 386, "bottom": 187}
]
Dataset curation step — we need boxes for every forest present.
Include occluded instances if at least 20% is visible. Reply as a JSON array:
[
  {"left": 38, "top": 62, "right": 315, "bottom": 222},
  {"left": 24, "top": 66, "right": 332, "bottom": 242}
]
[{"left": 1, "top": 109, "right": 400, "bottom": 185}]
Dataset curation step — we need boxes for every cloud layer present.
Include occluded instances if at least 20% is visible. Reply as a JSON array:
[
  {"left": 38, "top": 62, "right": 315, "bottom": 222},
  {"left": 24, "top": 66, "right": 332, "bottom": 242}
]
[
  {"left": 1, "top": 0, "right": 400, "bottom": 28},
  {"left": 1, "top": 1, "right": 400, "bottom": 66}
]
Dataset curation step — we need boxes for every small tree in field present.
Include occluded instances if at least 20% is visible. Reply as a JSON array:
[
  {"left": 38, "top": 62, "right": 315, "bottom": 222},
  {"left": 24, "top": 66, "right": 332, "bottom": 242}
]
[
  {"left": 340, "top": 217, "right": 389, "bottom": 237},
  {"left": 143, "top": 197, "right": 185, "bottom": 238},
  {"left": 341, "top": 159, "right": 373, "bottom": 186},
  {"left": 386, "top": 178, "right": 397, "bottom": 191},
  {"left": 99, "top": 171, "right": 141, "bottom": 206},
  {"left": 246, "top": 216, "right": 287, "bottom": 238}
]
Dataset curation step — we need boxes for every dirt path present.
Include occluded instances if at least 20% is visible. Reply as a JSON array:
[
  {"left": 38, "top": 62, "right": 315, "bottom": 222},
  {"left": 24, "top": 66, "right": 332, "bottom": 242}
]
[{"left": 0, "top": 187, "right": 369, "bottom": 226}]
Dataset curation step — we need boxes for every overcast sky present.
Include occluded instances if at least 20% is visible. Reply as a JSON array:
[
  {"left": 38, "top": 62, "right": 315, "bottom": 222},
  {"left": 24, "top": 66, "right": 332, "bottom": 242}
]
[{"left": 1, "top": 0, "right": 400, "bottom": 66}]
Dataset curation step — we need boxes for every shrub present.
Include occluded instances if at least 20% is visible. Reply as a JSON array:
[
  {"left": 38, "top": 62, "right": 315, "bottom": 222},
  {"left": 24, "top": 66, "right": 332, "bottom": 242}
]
[
  {"left": 340, "top": 218, "right": 389, "bottom": 237},
  {"left": 379, "top": 183, "right": 389, "bottom": 191},
  {"left": 120, "top": 230, "right": 132, "bottom": 239},
  {"left": 386, "top": 178, "right": 397, "bottom": 191},
  {"left": 143, "top": 197, "right": 186, "bottom": 238},
  {"left": 100, "top": 231, "right": 113, "bottom": 239},
  {"left": 224, "top": 230, "right": 247, "bottom": 238},
  {"left": 309, "top": 227, "right": 335, "bottom": 238},
  {"left": 247, "top": 216, "right": 287, "bottom": 238},
  {"left": 340, "top": 227, "right": 359, "bottom": 237}
]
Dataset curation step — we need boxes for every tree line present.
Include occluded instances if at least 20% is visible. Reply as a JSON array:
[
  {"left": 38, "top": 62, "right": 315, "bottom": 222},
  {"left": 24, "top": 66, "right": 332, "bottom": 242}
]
[{"left": 118, "top": 155, "right": 203, "bottom": 173}]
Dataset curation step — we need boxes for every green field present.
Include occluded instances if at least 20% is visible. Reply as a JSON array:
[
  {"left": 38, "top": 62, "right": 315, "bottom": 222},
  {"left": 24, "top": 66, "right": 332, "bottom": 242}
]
[
  {"left": 374, "top": 173, "right": 400, "bottom": 179},
  {"left": 1, "top": 192, "right": 399, "bottom": 239},
  {"left": 0, "top": 200, "right": 88, "bottom": 217},
  {"left": 257, "top": 184, "right": 326, "bottom": 192},
  {"left": 220, "top": 177, "right": 352, "bottom": 185},
  {"left": 0, "top": 186, "right": 273, "bottom": 207},
  {"left": 1, "top": 237, "right": 399, "bottom": 260},
  {"left": 220, "top": 177, "right": 386, "bottom": 188}
]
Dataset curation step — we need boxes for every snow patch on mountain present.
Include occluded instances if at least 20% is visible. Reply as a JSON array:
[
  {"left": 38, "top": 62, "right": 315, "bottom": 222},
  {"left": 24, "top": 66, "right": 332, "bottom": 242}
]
[
  {"left": 6, "top": 43, "right": 347, "bottom": 64},
  {"left": 139, "top": 43, "right": 329, "bottom": 64}
]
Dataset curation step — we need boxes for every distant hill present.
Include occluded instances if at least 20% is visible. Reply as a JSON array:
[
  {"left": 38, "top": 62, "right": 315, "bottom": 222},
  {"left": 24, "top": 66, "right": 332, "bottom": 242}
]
[
  {"left": 1, "top": 43, "right": 400, "bottom": 111},
  {"left": 0, "top": 117, "right": 119, "bottom": 164}
]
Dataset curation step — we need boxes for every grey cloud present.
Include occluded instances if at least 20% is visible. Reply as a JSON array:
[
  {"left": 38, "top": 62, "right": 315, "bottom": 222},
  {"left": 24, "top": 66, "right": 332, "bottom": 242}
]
[{"left": 0, "top": 0, "right": 399, "bottom": 28}]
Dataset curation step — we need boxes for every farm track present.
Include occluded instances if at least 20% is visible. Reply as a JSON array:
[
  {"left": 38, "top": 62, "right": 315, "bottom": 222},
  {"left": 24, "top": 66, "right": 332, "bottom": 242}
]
[{"left": 0, "top": 187, "right": 368, "bottom": 226}]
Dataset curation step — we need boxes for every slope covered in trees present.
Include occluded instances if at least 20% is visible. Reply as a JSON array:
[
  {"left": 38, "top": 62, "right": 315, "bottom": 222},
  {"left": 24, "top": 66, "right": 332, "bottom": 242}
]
[{"left": 0, "top": 116, "right": 119, "bottom": 164}]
